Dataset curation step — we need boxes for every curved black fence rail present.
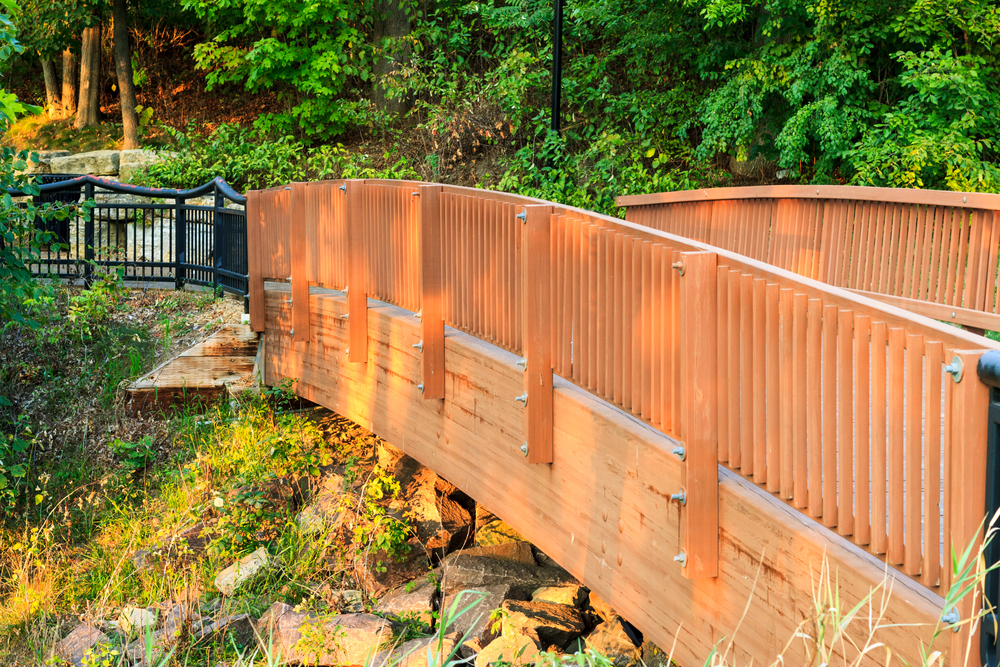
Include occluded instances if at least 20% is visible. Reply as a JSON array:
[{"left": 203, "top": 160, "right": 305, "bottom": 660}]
[{"left": 7, "top": 176, "right": 249, "bottom": 308}]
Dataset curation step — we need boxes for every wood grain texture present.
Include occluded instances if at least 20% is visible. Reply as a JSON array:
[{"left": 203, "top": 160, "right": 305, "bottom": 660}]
[
  {"left": 346, "top": 180, "right": 368, "bottom": 363},
  {"left": 261, "top": 287, "right": 948, "bottom": 667},
  {"left": 290, "top": 182, "right": 310, "bottom": 342},
  {"left": 419, "top": 185, "right": 446, "bottom": 399},
  {"left": 523, "top": 205, "right": 554, "bottom": 464}
]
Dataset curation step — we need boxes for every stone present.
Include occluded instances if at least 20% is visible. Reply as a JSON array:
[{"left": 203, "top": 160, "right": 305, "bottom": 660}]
[
  {"left": 640, "top": 640, "right": 672, "bottom": 667},
  {"left": 565, "top": 637, "right": 587, "bottom": 654},
  {"left": 584, "top": 618, "right": 641, "bottom": 667},
  {"left": 119, "top": 606, "right": 159, "bottom": 636},
  {"left": 256, "top": 602, "right": 393, "bottom": 665},
  {"left": 334, "top": 589, "right": 365, "bottom": 613},
  {"left": 297, "top": 473, "right": 348, "bottom": 534},
  {"left": 54, "top": 624, "right": 111, "bottom": 667},
  {"left": 375, "top": 579, "right": 438, "bottom": 626},
  {"left": 49, "top": 150, "right": 120, "bottom": 176},
  {"left": 370, "top": 635, "right": 460, "bottom": 667},
  {"left": 531, "top": 585, "right": 587, "bottom": 608},
  {"left": 395, "top": 456, "right": 473, "bottom": 553},
  {"left": 501, "top": 600, "right": 585, "bottom": 649},
  {"left": 193, "top": 613, "right": 256, "bottom": 647},
  {"left": 474, "top": 629, "right": 544, "bottom": 667},
  {"left": 587, "top": 591, "right": 616, "bottom": 623},
  {"left": 475, "top": 505, "right": 525, "bottom": 546},
  {"left": 458, "top": 541, "right": 536, "bottom": 567},
  {"left": 119, "top": 149, "right": 165, "bottom": 182},
  {"left": 214, "top": 547, "right": 270, "bottom": 595},
  {"left": 161, "top": 602, "right": 197, "bottom": 643},
  {"left": 441, "top": 584, "right": 513, "bottom": 647},
  {"left": 354, "top": 536, "right": 432, "bottom": 598},
  {"left": 436, "top": 553, "right": 577, "bottom": 599}
]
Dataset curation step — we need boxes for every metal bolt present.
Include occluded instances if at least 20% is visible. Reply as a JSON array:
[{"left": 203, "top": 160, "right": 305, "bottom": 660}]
[
  {"left": 341, "top": 313, "right": 349, "bottom": 320},
  {"left": 670, "top": 489, "right": 687, "bottom": 505},
  {"left": 944, "top": 356, "right": 964, "bottom": 383},
  {"left": 515, "top": 392, "right": 528, "bottom": 405},
  {"left": 343, "top": 286, "right": 349, "bottom": 295},
  {"left": 816, "top": 189, "right": 820, "bottom": 195},
  {"left": 285, "top": 298, "right": 292, "bottom": 304},
  {"left": 413, "top": 341, "right": 423, "bottom": 352},
  {"left": 412, "top": 191, "right": 420, "bottom": 196},
  {"left": 345, "top": 347, "right": 350, "bottom": 356},
  {"left": 289, "top": 329, "right": 294, "bottom": 336},
  {"left": 516, "top": 357, "right": 527, "bottom": 368},
  {"left": 414, "top": 310, "right": 422, "bottom": 320},
  {"left": 520, "top": 443, "right": 528, "bottom": 456},
  {"left": 673, "top": 552, "right": 687, "bottom": 567},
  {"left": 339, "top": 184, "right": 346, "bottom": 192},
  {"left": 418, "top": 383, "right": 425, "bottom": 394},
  {"left": 516, "top": 210, "right": 527, "bottom": 222},
  {"left": 942, "top": 607, "right": 960, "bottom": 631},
  {"left": 671, "top": 261, "right": 686, "bottom": 276},
  {"left": 963, "top": 196, "right": 967, "bottom": 203},
  {"left": 671, "top": 446, "right": 686, "bottom": 461}
]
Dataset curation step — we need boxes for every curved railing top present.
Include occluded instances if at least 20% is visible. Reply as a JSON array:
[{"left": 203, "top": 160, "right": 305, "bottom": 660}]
[
  {"left": 616, "top": 184, "right": 1000, "bottom": 211},
  {"left": 8, "top": 175, "right": 246, "bottom": 204}
]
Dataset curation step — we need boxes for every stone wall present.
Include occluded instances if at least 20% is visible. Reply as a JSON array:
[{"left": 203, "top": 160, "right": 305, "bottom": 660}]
[{"left": 23, "top": 148, "right": 167, "bottom": 183}]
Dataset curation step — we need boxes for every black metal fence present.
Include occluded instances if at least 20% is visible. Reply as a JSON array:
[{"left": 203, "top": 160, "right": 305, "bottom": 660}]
[{"left": 8, "top": 175, "right": 249, "bottom": 308}]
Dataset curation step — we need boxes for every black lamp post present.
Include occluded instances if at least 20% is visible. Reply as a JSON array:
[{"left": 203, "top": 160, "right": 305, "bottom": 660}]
[{"left": 551, "top": 0, "right": 564, "bottom": 134}]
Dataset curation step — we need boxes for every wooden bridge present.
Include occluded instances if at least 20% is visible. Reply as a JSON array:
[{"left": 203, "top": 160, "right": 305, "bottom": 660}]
[{"left": 246, "top": 181, "right": 1000, "bottom": 666}]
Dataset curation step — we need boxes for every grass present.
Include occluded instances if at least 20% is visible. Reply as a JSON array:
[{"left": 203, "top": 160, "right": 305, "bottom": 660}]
[{"left": 4, "top": 115, "right": 171, "bottom": 154}]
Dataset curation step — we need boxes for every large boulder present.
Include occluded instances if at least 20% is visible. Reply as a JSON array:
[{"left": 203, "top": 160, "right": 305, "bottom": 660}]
[
  {"left": 531, "top": 585, "right": 588, "bottom": 608},
  {"left": 54, "top": 624, "right": 111, "bottom": 667},
  {"left": 584, "top": 618, "right": 641, "bottom": 667},
  {"left": 436, "top": 553, "right": 577, "bottom": 599},
  {"left": 395, "top": 455, "right": 473, "bottom": 554},
  {"left": 457, "top": 541, "right": 536, "bottom": 566},
  {"left": 441, "top": 584, "right": 514, "bottom": 646},
  {"left": 297, "top": 472, "right": 348, "bottom": 534},
  {"left": 354, "top": 536, "right": 431, "bottom": 598},
  {"left": 370, "top": 635, "right": 460, "bottom": 667},
  {"left": 475, "top": 505, "right": 525, "bottom": 546},
  {"left": 22, "top": 150, "right": 72, "bottom": 174},
  {"left": 501, "top": 600, "right": 585, "bottom": 649},
  {"left": 375, "top": 579, "right": 438, "bottom": 626},
  {"left": 474, "top": 629, "right": 545, "bottom": 667},
  {"left": 214, "top": 547, "right": 270, "bottom": 595},
  {"left": 256, "top": 602, "right": 392, "bottom": 665},
  {"left": 192, "top": 613, "right": 256, "bottom": 647},
  {"left": 49, "top": 150, "right": 120, "bottom": 176},
  {"left": 119, "top": 149, "right": 165, "bottom": 182}
]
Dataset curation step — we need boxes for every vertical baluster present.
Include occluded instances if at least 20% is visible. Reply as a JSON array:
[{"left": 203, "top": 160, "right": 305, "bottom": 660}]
[
  {"left": 728, "top": 269, "right": 742, "bottom": 467},
  {"left": 766, "top": 283, "right": 780, "bottom": 493},
  {"left": 887, "top": 327, "right": 906, "bottom": 564},
  {"left": 807, "top": 298, "right": 823, "bottom": 518},
  {"left": 871, "top": 321, "right": 888, "bottom": 554},
  {"left": 854, "top": 315, "right": 871, "bottom": 546},
  {"left": 717, "top": 265, "right": 731, "bottom": 464},
  {"left": 904, "top": 334, "right": 924, "bottom": 575},
  {"left": 740, "top": 273, "right": 754, "bottom": 475},
  {"left": 837, "top": 310, "right": 854, "bottom": 536},
  {"left": 822, "top": 304, "right": 838, "bottom": 528},
  {"left": 753, "top": 278, "right": 767, "bottom": 484}
]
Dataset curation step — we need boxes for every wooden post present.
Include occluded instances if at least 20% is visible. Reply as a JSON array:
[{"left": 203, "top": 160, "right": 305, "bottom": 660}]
[
  {"left": 290, "top": 182, "right": 310, "bottom": 342},
  {"left": 522, "top": 205, "right": 554, "bottom": 464},
  {"left": 346, "top": 180, "right": 368, "bottom": 363},
  {"left": 679, "top": 250, "right": 719, "bottom": 579},
  {"left": 419, "top": 185, "right": 445, "bottom": 399},
  {"left": 948, "top": 350, "right": 990, "bottom": 666},
  {"left": 246, "top": 190, "right": 265, "bottom": 333}
]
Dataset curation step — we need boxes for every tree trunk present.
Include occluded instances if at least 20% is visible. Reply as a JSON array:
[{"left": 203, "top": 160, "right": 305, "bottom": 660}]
[
  {"left": 371, "top": 1, "right": 411, "bottom": 116},
  {"left": 113, "top": 0, "right": 139, "bottom": 149},
  {"left": 76, "top": 24, "right": 101, "bottom": 129},
  {"left": 61, "top": 48, "right": 77, "bottom": 119},
  {"left": 41, "top": 59, "right": 61, "bottom": 118}
]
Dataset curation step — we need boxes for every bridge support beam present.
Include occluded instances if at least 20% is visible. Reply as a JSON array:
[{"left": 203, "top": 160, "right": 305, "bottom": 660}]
[
  {"left": 419, "top": 185, "right": 445, "bottom": 399},
  {"left": 522, "top": 205, "right": 554, "bottom": 464},
  {"left": 346, "top": 180, "right": 368, "bottom": 363}
]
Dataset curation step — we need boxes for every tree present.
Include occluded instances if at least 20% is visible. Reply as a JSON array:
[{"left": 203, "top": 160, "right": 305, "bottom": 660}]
[
  {"left": 112, "top": 0, "right": 139, "bottom": 147},
  {"left": 75, "top": 22, "right": 101, "bottom": 129},
  {"left": 61, "top": 49, "right": 77, "bottom": 119}
]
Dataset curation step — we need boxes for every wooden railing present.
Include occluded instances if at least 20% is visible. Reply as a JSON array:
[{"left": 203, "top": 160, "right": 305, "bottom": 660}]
[
  {"left": 617, "top": 185, "right": 1000, "bottom": 334},
  {"left": 248, "top": 180, "right": 997, "bottom": 661}
]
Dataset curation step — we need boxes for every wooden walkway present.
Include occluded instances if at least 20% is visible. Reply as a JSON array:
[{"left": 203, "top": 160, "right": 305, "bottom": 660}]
[{"left": 246, "top": 181, "right": 1000, "bottom": 666}]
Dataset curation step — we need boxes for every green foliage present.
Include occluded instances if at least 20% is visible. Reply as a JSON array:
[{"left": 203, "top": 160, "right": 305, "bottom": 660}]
[
  {"left": 350, "top": 462, "right": 411, "bottom": 573},
  {"left": 110, "top": 435, "right": 155, "bottom": 473}
]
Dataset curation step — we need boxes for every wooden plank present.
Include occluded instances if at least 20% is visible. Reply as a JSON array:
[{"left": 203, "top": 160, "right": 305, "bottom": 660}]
[
  {"left": 753, "top": 278, "right": 767, "bottom": 485},
  {"left": 766, "top": 283, "right": 780, "bottom": 494},
  {"left": 792, "top": 293, "right": 808, "bottom": 508},
  {"left": 740, "top": 273, "right": 754, "bottom": 476},
  {"left": 853, "top": 315, "right": 871, "bottom": 546},
  {"left": 613, "top": 232, "right": 624, "bottom": 404},
  {"left": 597, "top": 230, "right": 609, "bottom": 399},
  {"left": 904, "top": 333, "right": 923, "bottom": 575},
  {"left": 871, "top": 321, "right": 888, "bottom": 555},
  {"left": 717, "top": 265, "right": 730, "bottom": 464},
  {"left": 640, "top": 240, "right": 652, "bottom": 419},
  {"left": 729, "top": 269, "right": 741, "bottom": 467},
  {"left": 807, "top": 298, "right": 823, "bottom": 518},
  {"left": 290, "top": 182, "right": 311, "bottom": 342},
  {"left": 847, "top": 290, "right": 1000, "bottom": 333},
  {"left": 922, "top": 340, "right": 942, "bottom": 588},
  {"left": 419, "top": 185, "right": 445, "bottom": 399},
  {"left": 247, "top": 190, "right": 265, "bottom": 332},
  {"left": 179, "top": 324, "right": 260, "bottom": 357},
  {"left": 679, "top": 251, "right": 719, "bottom": 579},
  {"left": 779, "top": 288, "right": 793, "bottom": 499},
  {"left": 650, "top": 243, "right": 662, "bottom": 426},
  {"left": 986, "top": 211, "right": 1000, "bottom": 314},
  {"left": 346, "top": 180, "right": 368, "bottom": 363},
  {"left": 837, "top": 309, "right": 854, "bottom": 536},
  {"left": 822, "top": 304, "right": 838, "bottom": 528},
  {"left": 522, "top": 205, "right": 555, "bottom": 464},
  {"left": 622, "top": 234, "right": 634, "bottom": 411},
  {"left": 887, "top": 327, "right": 905, "bottom": 565}
]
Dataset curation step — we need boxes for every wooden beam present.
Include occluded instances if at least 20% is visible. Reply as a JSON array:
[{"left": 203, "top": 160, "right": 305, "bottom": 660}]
[
  {"left": 679, "top": 251, "right": 719, "bottom": 579},
  {"left": 522, "top": 205, "right": 554, "bottom": 464},
  {"left": 419, "top": 185, "right": 445, "bottom": 399},
  {"left": 246, "top": 190, "right": 265, "bottom": 332},
  {"left": 346, "top": 180, "right": 368, "bottom": 363},
  {"left": 261, "top": 287, "right": 948, "bottom": 667},
  {"left": 849, "top": 289, "right": 1000, "bottom": 334},
  {"left": 290, "top": 182, "right": 310, "bottom": 343}
]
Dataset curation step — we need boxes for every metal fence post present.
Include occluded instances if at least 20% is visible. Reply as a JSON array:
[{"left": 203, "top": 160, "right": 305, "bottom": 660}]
[
  {"left": 83, "top": 181, "right": 95, "bottom": 285},
  {"left": 213, "top": 181, "right": 223, "bottom": 292},
  {"left": 175, "top": 196, "right": 187, "bottom": 290}
]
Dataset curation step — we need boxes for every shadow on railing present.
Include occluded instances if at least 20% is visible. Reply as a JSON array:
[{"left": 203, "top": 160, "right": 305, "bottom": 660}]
[{"left": 7, "top": 175, "right": 248, "bottom": 306}]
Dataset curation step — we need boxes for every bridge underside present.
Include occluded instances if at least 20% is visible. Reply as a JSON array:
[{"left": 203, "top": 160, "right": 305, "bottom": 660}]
[{"left": 261, "top": 282, "right": 945, "bottom": 666}]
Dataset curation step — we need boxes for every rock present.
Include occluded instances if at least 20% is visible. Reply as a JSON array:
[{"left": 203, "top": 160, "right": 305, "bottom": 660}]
[
  {"left": 458, "top": 541, "right": 536, "bottom": 566},
  {"left": 334, "top": 589, "right": 365, "bottom": 613},
  {"left": 587, "top": 591, "right": 616, "bottom": 623},
  {"left": 354, "top": 536, "right": 431, "bottom": 598},
  {"left": 256, "top": 602, "right": 393, "bottom": 665},
  {"left": 54, "top": 624, "right": 111, "bottom": 667},
  {"left": 119, "top": 606, "right": 159, "bottom": 636},
  {"left": 370, "top": 635, "right": 460, "bottom": 667},
  {"left": 565, "top": 637, "right": 587, "bottom": 654},
  {"left": 437, "top": 553, "right": 577, "bottom": 599},
  {"left": 193, "top": 613, "right": 256, "bottom": 647},
  {"left": 501, "top": 600, "right": 585, "bottom": 649},
  {"left": 474, "top": 629, "right": 544, "bottom": 667},
  {"left": 215, "top": 547, "right": 270, "bottom": 595},
  {"left": 119, "top": 149, "right": 164, "bottom": 182},
  {"left": 475, "top": 506, "right": 525, "bottom": 546},
  {"left": 640, "top": 640, "right": 672, "bottom": 667},
  {"left": 377, "top": 441, "right": 405, "bottom": 472},
  {"left": 584, "top": 618, "right": 641, "bottom": 667},
  {"left": 395, "top": 456, "right": 473, "bottom": 553},
  {"left": 161, "top": 602, "right": 197, "bottom": 642},
  {"left": 532, "top": 549, "right": 562, "bottom": 569},
  {"left": 297, "top": 473, "right": 348, "bottom": 534},
  {"left": 49, "top": 150, "right": 120, "bottom": 176},
  {"left": 531, "top": 585, "right": 587, "bottom": 608},
  {"left": 375, "top": 579, "right": 438, "bottom": 626},
  {"left": 442, "top": 584, "right": 513, "bottom": 646}
]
